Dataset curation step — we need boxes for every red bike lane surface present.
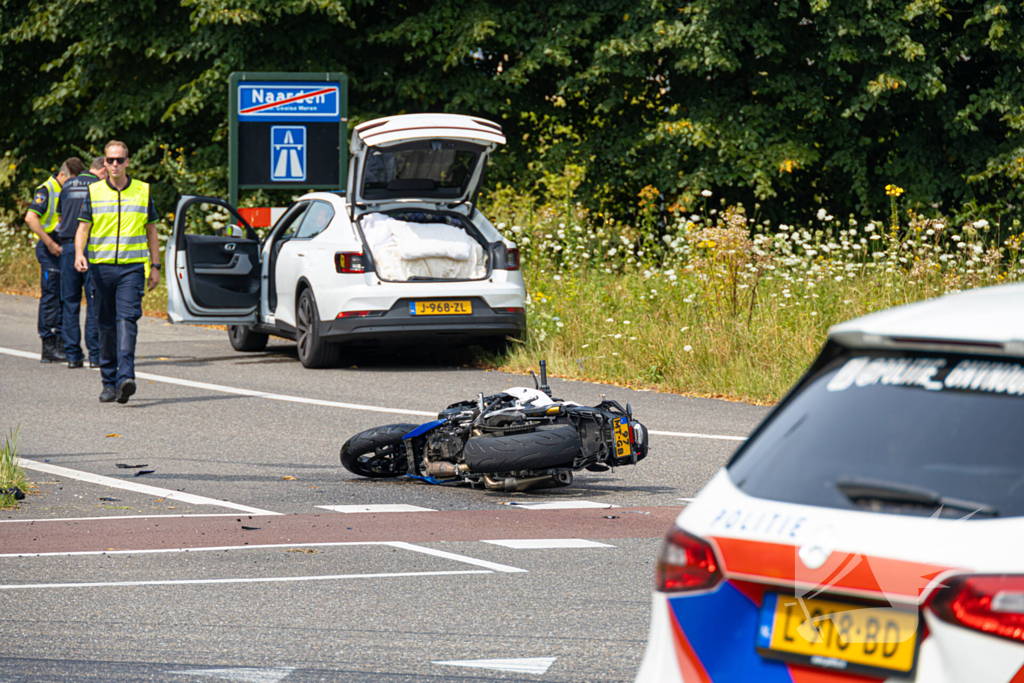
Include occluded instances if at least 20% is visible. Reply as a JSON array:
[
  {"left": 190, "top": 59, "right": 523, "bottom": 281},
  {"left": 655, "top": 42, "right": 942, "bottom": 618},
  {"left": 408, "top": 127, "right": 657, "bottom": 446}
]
[{"left": 0, "top": 506, "right": 682, "bottom": 555}]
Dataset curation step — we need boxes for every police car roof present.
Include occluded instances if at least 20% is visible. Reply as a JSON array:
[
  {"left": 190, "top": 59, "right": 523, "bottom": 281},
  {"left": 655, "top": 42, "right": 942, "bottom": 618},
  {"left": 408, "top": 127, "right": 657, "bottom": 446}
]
[{"left": 828, "top": 283, "right": 1024, "bottom": 356}]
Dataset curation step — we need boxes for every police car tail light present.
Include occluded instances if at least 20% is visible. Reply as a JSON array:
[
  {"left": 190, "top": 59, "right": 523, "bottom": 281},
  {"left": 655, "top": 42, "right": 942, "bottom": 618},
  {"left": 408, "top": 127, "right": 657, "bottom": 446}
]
[
  {"left": 928, "top": 575, "right": 1024, "bottom": 643},
  {"left": 335, "top": 252, "right": 365, "bottom": 274},
  {"left": 656, "top": 527, "right": 721, "bottom": 592},
  {"left": 506, "top": 248, "right": 520, "bottom": 271}
]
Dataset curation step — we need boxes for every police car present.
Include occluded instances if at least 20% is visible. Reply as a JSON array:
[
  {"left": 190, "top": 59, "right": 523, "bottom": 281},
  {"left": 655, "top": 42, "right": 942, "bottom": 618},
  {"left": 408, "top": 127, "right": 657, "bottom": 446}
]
[
  {"left": 636, "top": 283, "right": 1024, "bottom": 682},
  {"left": 166, "top": 114, "right": 526, "bottom": 367}
]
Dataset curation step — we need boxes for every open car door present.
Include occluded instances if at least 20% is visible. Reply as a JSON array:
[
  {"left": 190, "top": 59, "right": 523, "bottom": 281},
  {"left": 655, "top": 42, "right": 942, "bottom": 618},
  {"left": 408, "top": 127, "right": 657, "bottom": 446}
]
[{"left": 166, "top": 195, "right": 263, "bottom": 325}]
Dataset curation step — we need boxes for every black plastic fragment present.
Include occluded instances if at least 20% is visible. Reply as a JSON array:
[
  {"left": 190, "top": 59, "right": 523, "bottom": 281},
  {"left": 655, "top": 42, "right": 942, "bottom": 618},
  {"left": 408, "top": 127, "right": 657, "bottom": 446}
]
[
  {"left": 116, "top": 463, "right": 149, "bottom": 469},
  {"left": 1, "top": 486, "right": 25, "bottom": 500},
  {"left": 133, "top": 470, "right": 156, "bottom": 477}
]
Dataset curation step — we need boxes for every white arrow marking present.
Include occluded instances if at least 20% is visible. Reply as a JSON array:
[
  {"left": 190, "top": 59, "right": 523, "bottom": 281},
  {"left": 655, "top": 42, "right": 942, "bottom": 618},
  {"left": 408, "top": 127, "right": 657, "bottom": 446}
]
[
  {"left": 432, "top": 657, "right": 557, "bottom": 675},
  {"left": 283, "top": 131, "right": 294, "bottom": 144},
  {"left": 169, "top": 667, "right": 295, "bottom": 683}
]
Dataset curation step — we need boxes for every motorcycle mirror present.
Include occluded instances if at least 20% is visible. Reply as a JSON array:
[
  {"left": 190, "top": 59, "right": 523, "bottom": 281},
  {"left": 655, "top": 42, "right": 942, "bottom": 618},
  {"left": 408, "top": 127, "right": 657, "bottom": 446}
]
[{"left": 539, "top": 360, "right": 552, "bottom": 398}]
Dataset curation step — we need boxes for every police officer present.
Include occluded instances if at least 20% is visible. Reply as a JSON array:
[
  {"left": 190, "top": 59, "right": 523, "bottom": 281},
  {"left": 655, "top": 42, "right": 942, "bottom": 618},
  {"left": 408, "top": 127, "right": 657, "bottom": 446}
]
[
  {"left": 25, "top": 157, "right": 85, "bottom": 362},
  {"left": 74, "top": 141, "right": 161, "bottom": 404},
  {"left": 57, "top": 156, "right": 107, "bottom": 368}
]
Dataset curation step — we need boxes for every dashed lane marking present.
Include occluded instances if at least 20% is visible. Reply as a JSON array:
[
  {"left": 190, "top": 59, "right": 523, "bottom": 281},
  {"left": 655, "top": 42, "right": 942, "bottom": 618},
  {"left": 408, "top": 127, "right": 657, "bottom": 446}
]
[
  {"left": 483, "top": 539, "right": 614, "bottom": 549},
  {"left": 18, "top": 459, "right": 280, "bottom": 516},
  {"left": 316, "top": 504, "right": 437, "bottom": 513},
  {"left": 0, "top": 346, "right": 751, "bottom": 441},
  {"left": 505, "top": 501, "right": 617, "bottom": 510},
  {"left": 433, "top": 657, "right": 557, "bottom": 675}
]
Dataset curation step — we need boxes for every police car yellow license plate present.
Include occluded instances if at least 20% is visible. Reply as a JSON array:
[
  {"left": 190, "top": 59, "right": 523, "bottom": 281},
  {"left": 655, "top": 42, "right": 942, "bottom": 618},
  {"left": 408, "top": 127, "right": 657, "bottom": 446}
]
[
  {"left": 613, "top": 418, "right": 631, "bottom": 458},
  {"left": 410, "top": 300, "right": 472, "bottom": 316},
  {"left": 757, "top": 593, "right": 919, "bottom": 676}
]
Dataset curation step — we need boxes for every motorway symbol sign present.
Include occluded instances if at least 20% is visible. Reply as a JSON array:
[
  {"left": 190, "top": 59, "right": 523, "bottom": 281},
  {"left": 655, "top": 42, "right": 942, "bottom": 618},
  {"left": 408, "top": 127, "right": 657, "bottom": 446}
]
[
  {"left": 238, "top": 82, "right": 341, "bottom": 121},
  {"left": 270, "top": 126, "right": 306, "bottom": 182}
]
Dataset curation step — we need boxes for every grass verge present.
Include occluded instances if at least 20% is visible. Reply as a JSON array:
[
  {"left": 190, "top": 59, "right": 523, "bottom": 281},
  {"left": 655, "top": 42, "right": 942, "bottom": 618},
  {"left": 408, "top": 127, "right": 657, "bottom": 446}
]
[{"left": 1, "top": 427, "right": 28, "bottom": 509}]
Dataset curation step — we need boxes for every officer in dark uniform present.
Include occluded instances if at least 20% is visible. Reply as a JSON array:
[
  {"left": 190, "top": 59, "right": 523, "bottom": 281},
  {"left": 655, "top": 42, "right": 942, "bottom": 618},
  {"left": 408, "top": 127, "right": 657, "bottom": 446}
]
[
  {"left": 25, "top": 157, "right": 85, "bottom": 362},
  {"left": 57, "top": 156, "right": 107, "bottom": 368}
]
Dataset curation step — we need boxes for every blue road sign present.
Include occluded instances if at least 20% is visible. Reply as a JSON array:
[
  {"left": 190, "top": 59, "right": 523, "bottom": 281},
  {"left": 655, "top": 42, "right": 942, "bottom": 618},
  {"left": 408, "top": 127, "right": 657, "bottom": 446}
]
[
  {"left": 238, "top": 82, "right": 341, "bottom": 121},
  {"left": 271, "top": 126, "right": 307, "bottom": 182}
]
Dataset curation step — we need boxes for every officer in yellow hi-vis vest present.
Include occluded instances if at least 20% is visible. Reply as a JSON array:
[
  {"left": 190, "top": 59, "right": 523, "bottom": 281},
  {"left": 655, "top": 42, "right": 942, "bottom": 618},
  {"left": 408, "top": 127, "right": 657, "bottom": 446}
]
[
  {"left": 25, "top": 157, "right": 85, "bottom": 362},
  {"left": 74, "top": 140, "right": 161, "bottom": 404}
]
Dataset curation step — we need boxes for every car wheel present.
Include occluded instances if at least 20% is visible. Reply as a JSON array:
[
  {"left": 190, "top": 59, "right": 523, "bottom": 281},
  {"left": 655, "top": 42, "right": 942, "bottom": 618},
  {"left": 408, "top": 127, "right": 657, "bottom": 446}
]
[
  {"left": 296, "top": 288, "right": 340, "bottom": 368},
  {"left": 227, "top": 324, "right": 269, "bottom": 352}
]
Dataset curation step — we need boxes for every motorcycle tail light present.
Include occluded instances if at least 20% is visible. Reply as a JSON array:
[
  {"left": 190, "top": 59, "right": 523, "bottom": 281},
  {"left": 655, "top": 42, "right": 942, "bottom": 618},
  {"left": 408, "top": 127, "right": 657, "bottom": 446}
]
[
  {"left": 335, "top": 252, "right": 365, "bottom": 273},
  {"left": 506, "top": 247, "right": 520, "bottom": 270},
  {"left": 927, "top": 574, "right": 1024, "bottom": 643},
  {"left": 656, "top": 527, "right": 722, "bottom": 592}
]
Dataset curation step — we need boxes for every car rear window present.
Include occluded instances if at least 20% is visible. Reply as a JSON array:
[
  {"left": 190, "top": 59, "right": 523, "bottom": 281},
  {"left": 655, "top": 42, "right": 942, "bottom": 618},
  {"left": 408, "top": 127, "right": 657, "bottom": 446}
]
[
  {"left": 362, "top": 147, "right": 478, "bottom": 198},
  {"left": 729, "top": 349, "right": 1024, "bottom": 518}
]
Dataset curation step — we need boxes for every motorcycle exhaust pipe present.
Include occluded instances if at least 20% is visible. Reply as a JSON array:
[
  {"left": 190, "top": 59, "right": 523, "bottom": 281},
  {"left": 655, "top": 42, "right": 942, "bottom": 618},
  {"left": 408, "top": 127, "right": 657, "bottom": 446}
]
[
  {"left": 483, "top": 471, "right": 573, "bottom": 492},
  {"left": 423, "top": 457, "right": 461, "bottom": 479}
]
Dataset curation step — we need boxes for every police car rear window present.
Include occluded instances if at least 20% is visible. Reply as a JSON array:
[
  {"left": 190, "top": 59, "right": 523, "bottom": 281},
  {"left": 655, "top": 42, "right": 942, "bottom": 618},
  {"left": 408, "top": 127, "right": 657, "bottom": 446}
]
[{"left": 728, "top": 350, "right": 1024, "bottom": 518}]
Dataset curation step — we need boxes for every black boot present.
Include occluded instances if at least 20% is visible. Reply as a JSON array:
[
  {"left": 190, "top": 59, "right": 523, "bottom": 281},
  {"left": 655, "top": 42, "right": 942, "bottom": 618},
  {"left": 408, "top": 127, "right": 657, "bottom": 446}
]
[{"left": 40, "top": 337, "right": 62, "bottom": 363}]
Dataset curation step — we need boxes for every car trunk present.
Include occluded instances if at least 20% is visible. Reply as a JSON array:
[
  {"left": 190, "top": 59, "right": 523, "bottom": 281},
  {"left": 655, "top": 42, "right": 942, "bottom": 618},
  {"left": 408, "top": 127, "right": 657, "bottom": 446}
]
[{"left": 357, "top": 210, "right": 489, "bottom": 282}]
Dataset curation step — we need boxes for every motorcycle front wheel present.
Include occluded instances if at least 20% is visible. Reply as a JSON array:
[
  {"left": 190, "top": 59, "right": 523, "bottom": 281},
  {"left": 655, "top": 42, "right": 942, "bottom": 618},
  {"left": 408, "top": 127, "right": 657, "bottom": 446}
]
[{"left": 340, "top": 424, "right": 419, "bottom": 478}]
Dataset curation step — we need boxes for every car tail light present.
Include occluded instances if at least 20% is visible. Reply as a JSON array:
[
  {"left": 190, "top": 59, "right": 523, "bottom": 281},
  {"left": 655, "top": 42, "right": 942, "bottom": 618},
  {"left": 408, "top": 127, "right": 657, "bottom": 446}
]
[
  {"left": 506, "top": 247, "right": 520, "bottom": 270},
  {"left": 497, "top": 307, "right": 524, "bottom": 314},
  {"left": 656, "top": 527, "right": 722, "bottom": 592},
  {"left": 335, "top": 252, "right": 365, "bottom": 274},
  {"left": 336, "top": 310, "right": 383, "bottom": 319},
  {"left": 928, "top": 575, "right": 1024, "bottom": 643}
]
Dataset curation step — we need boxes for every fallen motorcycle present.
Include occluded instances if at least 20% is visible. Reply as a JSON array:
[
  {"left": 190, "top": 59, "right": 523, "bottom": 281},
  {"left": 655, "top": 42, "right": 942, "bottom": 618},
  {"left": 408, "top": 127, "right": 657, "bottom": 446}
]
[{"left": 339, "top": 361, "right": 649, "bottom": 491}]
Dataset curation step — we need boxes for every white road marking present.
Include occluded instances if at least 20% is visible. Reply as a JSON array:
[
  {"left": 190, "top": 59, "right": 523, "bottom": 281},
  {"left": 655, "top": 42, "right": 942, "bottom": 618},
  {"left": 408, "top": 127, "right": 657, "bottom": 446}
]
[
  {"left": 169, "top": 668, "right": 295, "bottom": 683},
  {"left": 316, "top": 504, "right": 437, "bottom": 513},
  {"left": 2, "top": 541, "right": 528, "bottom": 576},
  {"left": 433, "top": 657, "right": 557, "bottom": 675},
  {"left": 0, "top": 570, "right": 489, "bottom": 590},
  {"left": 0, "top": 513, "right": 248, "bottom": 524},
  {"left": 389, "top": 541, "right": 528, "bottom": 574},
  {"left": 649, "top": 429, "right": 748, "bottom": 441},
  {"left": 506, "top": 501, "right": 617, "bottom": 510},
  {"left": 483, "top": 539, "right": 614, "bottom": 549},
  {"left": 0, "top": 346, "right": 752, "bottom": 440},
  {"left": 18, "top": 459, "right": 280, "bottom": 516}
]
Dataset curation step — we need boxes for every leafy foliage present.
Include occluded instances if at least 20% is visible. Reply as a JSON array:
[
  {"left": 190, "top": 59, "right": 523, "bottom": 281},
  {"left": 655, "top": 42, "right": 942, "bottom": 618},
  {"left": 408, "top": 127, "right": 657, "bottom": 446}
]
[{"left": 2, "top": 0, "right": 1024, "bottom": 226}]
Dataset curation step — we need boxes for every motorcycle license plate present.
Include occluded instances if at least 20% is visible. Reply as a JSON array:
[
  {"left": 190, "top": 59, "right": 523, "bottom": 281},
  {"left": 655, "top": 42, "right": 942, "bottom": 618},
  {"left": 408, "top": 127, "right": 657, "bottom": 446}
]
[
  {"left": 613, "top": 418, "right": 631, "bottom": 458},
  {"left": 410, "top": 300, "right": 472, "bottom": 316},
  {"left": 756, "top": 593, "right": 919, "bottom": 676}
]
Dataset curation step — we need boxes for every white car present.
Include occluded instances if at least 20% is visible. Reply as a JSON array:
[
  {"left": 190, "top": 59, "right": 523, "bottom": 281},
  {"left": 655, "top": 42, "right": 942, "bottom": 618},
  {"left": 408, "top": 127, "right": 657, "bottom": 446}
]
[
  {"left": 636, "top": 283, "right": 1024, "bottom": 682},
  {"left": 166, "top": 113, "right": 527, "bottom": 367}
]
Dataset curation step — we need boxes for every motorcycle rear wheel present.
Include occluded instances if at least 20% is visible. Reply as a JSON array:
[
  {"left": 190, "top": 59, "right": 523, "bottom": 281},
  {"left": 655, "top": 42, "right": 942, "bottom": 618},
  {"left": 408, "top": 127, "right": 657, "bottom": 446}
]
[
  {"left": 340, "top": 424, "right": 419, "bottom": 478},
  {"left": 463, "top": 424, "right": 581, "bottom": 473}
]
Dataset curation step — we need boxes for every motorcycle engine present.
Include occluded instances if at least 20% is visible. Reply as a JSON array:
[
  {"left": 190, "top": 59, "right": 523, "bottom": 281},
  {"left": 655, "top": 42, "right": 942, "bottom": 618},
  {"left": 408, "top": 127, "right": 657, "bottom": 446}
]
[{"left": 425, "top": 427, "right": 465, "bottom": 463}]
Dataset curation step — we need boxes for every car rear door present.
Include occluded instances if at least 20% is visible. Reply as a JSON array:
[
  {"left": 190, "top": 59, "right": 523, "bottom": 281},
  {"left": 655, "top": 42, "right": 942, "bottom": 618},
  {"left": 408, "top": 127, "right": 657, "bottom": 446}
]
[{"left": 166, "top": 195, "right": 263, "bottom": 325}]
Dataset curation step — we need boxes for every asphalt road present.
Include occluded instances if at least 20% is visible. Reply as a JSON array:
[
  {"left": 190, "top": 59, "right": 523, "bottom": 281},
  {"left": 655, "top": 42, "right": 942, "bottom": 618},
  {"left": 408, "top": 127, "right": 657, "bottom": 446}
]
[{"left": 0, "top": 292, "right": 771, "bottom": 683}]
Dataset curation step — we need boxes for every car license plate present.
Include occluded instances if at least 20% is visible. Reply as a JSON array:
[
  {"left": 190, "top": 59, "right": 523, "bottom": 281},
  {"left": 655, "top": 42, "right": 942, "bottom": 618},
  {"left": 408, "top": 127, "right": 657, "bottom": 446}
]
[
  {"left": 757, "top": 593, "right": 919, "bottom": 676},
  {"left": 613, "top": 418, "right": 631, "bottom": 458},
  {"left": 410, "top": 300, "right": 472, "bottom": 316}
]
